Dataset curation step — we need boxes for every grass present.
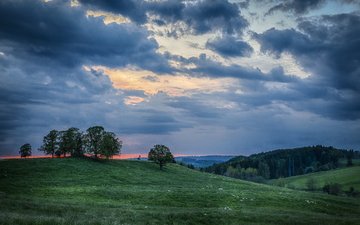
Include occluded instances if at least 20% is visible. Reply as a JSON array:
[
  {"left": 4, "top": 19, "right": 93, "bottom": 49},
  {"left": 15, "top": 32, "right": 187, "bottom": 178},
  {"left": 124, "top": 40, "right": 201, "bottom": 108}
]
[
  {"left": 269, "top": 166, "right": 360, "bottom": 192},
  {"left": 0, "top": 158, "right": 359, "bottom": 225}
]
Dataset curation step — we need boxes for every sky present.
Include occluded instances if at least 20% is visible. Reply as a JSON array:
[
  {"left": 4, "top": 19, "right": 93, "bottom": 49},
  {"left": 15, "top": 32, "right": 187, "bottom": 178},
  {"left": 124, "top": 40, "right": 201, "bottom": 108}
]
[{"left": 0, "top": 0, "right": 360, "bottom": 156}]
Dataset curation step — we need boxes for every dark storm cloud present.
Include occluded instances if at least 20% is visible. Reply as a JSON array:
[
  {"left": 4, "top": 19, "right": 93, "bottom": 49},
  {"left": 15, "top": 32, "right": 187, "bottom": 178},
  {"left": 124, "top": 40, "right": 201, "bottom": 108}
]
[
  {"left": 77, "top": 0, "right": 147, "bottom": 24},
  {"left": 266, "top": 0, "right": 325, "bottom": 15},
  {"left": 206, "top": 35, "right": 253, "bottom": 58},
  {"left": 153, "top": 0, "right": 250, "bottom": 36},
  {"left": 79, "top": 0, "right": 249, "bottom": 37},
  {"left": 170, "top": 53, "right": 298, "bottom": 82},
  {"left": 113, "top": 108, "right": 187, "bottom": 135},
  {"left": 167, "top": 97, "right": 223, "bottom": 119},
  {"left": 255, "top": 13, "right": 360, "bottom": 120},
  {"left": 0, "top": 0, "right": 171, "bottom": 73},
  {"left": 0, "top": 0, "right": 183, "bottom": 154}
]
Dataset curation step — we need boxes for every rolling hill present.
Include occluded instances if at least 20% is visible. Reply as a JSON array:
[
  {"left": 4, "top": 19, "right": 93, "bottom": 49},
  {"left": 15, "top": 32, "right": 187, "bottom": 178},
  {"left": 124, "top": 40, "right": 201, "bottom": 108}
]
[
  {"left": 175, "top": 155, "right": 235, "bottom": 168},
  {"left": 205, "top": 146, "right": 357, "bottom": 181},
  {"left": 269, "top": 166, "right": 360, "bottom": 192},
  {"left": 0, "top": 158, "right": 359, "bottom": 225}
]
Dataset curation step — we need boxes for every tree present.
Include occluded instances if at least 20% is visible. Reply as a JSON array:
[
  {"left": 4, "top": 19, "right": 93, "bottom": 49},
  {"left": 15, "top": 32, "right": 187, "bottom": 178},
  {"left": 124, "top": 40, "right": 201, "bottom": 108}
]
[
  {"left": 148, "top": 145, "right": 174, "bottom": 170},
  {"left": 19, "top": 143, "right": 32, "bottom": 158},
  {"left": 100, "top": 132, "right": 122, "bottom": 159},
  {"left": 84, "top": 126, "right": 105, "bottom": 158},
  {"left": 59, "top": 127, "right": 83, "bottom": 157},
  {"left": 347, "top": 150, "right": 354, "bottom": 167},
  {"left": 258, "top": 161, "right": 270, "bottom": 179},
  {"left": 39, "top": 130, "right": 58, "bottom": 157}
]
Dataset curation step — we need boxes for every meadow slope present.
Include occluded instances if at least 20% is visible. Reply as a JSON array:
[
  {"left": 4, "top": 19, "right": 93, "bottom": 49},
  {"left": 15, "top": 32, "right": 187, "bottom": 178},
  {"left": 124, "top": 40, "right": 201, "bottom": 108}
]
[
  {"left": 269, "top": 166, "right": 360, "bottom": 191},
  {"left": 0, "top": 158, "right": 359, "bottom": 225}
]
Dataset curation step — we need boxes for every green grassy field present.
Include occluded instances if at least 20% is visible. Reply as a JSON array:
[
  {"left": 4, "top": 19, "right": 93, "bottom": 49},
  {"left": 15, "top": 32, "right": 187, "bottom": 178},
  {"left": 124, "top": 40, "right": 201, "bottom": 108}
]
[
  {"left": 269, "top": 166, "right": 360, "bottom": 192},
  {"left": 0, "top": 158, "right": 359, "bottom": 225}
]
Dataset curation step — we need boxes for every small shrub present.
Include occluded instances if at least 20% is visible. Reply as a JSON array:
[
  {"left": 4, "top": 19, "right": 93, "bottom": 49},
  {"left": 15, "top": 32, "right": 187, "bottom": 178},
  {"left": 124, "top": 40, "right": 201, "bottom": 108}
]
[
  {"left": 187, "top": 164, "right": 195, "bottom": 170},
  {"left": 322, "top": 183, "right": 342, "bottom": 195},
  {"left": 304, "top": 166, "right": 314, "bottom": 174},
  {"left": 345, "top": 187, "right": 359, "bottom": 197}
]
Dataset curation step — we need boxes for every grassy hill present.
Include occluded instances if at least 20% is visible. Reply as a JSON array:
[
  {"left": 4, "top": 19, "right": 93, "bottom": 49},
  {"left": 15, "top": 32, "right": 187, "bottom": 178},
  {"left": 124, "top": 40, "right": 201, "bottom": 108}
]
[
  {"left": 269, "top": 166, "right": 360, "bottom": 191},
  {"left": 205, "top": 146, "right": 357, "bottom": 182},
  {"left": 0, "top": 158, "right": 359, "bottom": 225}
]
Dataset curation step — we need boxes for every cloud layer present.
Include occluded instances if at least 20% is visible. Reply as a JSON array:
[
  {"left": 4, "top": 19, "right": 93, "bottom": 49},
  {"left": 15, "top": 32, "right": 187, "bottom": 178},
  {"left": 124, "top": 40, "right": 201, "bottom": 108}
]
[{"left": 0, "top": 0, "right": 359, "bottom": 155}]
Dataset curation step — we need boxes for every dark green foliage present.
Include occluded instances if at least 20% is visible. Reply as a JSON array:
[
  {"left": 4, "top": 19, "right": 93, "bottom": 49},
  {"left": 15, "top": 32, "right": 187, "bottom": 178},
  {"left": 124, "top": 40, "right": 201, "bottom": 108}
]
[
  {"left": 40, "top": 126, "right": 121, "bottom": 159},
  {"left": 177, "top": 162, "right": 197, "bottom": 170},
  {"left": 148, "top": 144, "right": 174, "bottom": 170},
  {"left": 187, "top": 164, "right": 195, "bottom": 169},
  {"left": 259, "top": 161, "right": 270, "bottom": 179},
  {"left": 269, "top": 166, "right": 360, "bottom": 192},
  {"left": 323, "top": 183, "right": 342, "bottom": 195},
  {"left": 347, "top": 150, "right": 354, "bottom": 167},
  {"left": 19, "top": 143, "right": 31, "bottom": 158},
  {"left": 39, "top": 130, "right": 58, "bottom": 157},
  {"left": 59, "top": 127, "right": 84, "bottom": 157},
  {"left": 84, "top": 126, "right": 105, "bottom": 158},
  {"left": 225, "top": 166, "right": 260, "bottom": 181},
  {"left": 100, "top": 132, "right": 122, "bottom": 159},
  {"left": 206, "top": 146, "right": 353, "bottom": 181},
  {"left": 345, "top": 187, "right": 359, "bottom": 197}
]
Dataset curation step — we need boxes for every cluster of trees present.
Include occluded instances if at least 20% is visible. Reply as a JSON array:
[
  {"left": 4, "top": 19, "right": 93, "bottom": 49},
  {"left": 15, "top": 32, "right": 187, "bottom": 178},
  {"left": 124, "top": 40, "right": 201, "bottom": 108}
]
[
  {"left": 19, "top": 131, "right": 175, "bottom": 170},
  {"left": 306, "top": 179, "right": 358, "bottom": 197},
  {"left": 40, "top": 126, "right": 122, "bottom": 159},
  {"left": 19, "top": 126, "right": 122, "bottom": 159},
  {"left": 205, "top": 146, "right": 358, "bottom": 181}
]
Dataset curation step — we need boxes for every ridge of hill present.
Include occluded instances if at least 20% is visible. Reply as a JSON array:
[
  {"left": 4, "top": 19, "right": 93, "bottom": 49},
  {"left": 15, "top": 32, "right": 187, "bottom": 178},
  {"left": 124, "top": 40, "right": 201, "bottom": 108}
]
[
  {"left": 269, "top": 165, "right": 360, "bottom": 192},
  {"left": 205, "top": 146, "right": 358, "bottom": 181},
  {"left": 176, "top": 155, "right": 235, "bottom": 168},
  {"left": 0, "top": 158, "right": 359, "bottom": 225}
]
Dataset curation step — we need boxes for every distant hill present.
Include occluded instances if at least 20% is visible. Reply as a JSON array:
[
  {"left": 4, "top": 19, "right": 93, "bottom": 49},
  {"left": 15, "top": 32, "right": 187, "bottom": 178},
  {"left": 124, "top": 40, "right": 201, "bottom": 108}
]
[
  {"left": 175, "top": 155, "right": 235, "bottom": 168},
  {"left": 0, "top": 158, "right": 359, "bottom": 224},
  {"left": 205, "top": 146, "right": 358, "bottom": 181},
  {"left": 269, "top": 165, "right": 360, "bottom": 192}
]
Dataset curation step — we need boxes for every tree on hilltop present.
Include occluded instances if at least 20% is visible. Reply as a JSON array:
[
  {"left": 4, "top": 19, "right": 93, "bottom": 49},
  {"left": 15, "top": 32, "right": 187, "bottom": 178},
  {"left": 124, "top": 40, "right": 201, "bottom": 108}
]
[
  {"left": 39, "top": 129, "right": 58, "bottom": 157},
  {"left": 100, "top": 132, "right": 122, "bottom": 159},
  {"left": 59, "top": 127, "right": 83, "bottom": 157},
  {"left": 84, "top": 126, "right": 122, "bottom": 159},
  {"left": 19, "top": 143, "right": 32, "bottom": 158},
  {"left": 84, "top": 126, "right": 105, "bottom": 158},
  {"left": 148, "top": 145, "right": 174, "bottom": 170}
]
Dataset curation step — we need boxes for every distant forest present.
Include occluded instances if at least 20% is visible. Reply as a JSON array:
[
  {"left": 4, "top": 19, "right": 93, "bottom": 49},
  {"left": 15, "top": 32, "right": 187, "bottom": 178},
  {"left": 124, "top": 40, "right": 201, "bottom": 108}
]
[{"left": 205, "top": 146, "right": 359, "bottom": 182}]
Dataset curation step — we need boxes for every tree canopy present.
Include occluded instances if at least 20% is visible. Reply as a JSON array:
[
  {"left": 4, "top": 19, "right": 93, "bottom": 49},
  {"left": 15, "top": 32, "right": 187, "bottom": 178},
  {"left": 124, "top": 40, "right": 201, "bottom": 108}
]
[
  {"left": 84, "top": 126, "right": 105, "bottom": 158},
  {"left": 205, "top": 145, "right": 356, "bottom": 181},
  {"left": 148, "top": 145, "right": 174, "bottom": 170},
  {"left": 39, "top": 129, "right": 58, "bottom": 157},
  {"left": 84, "top": 126, "right": 122, "bottom": 159},
  {"left": 100, "top": 131, "right": 122, "bottom": 159},
  {"left": 19, "top": 143, "right": 32, "bottom": 158},
  {"left": 39, "top": 126, "right": 121, "bottom": 159},
  {"left": 59, "top": 127, "right": 83, "bottom": 157}
]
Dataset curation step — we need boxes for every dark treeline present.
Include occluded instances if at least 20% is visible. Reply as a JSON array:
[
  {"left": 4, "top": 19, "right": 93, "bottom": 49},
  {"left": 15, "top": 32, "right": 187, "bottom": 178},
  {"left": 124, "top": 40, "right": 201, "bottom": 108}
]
[
  {"left": 38, "top": 126, "right": 122, "bottom": 159},
  {"left": 205, "top": 146, "right": 358, "bottom": 182}
]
